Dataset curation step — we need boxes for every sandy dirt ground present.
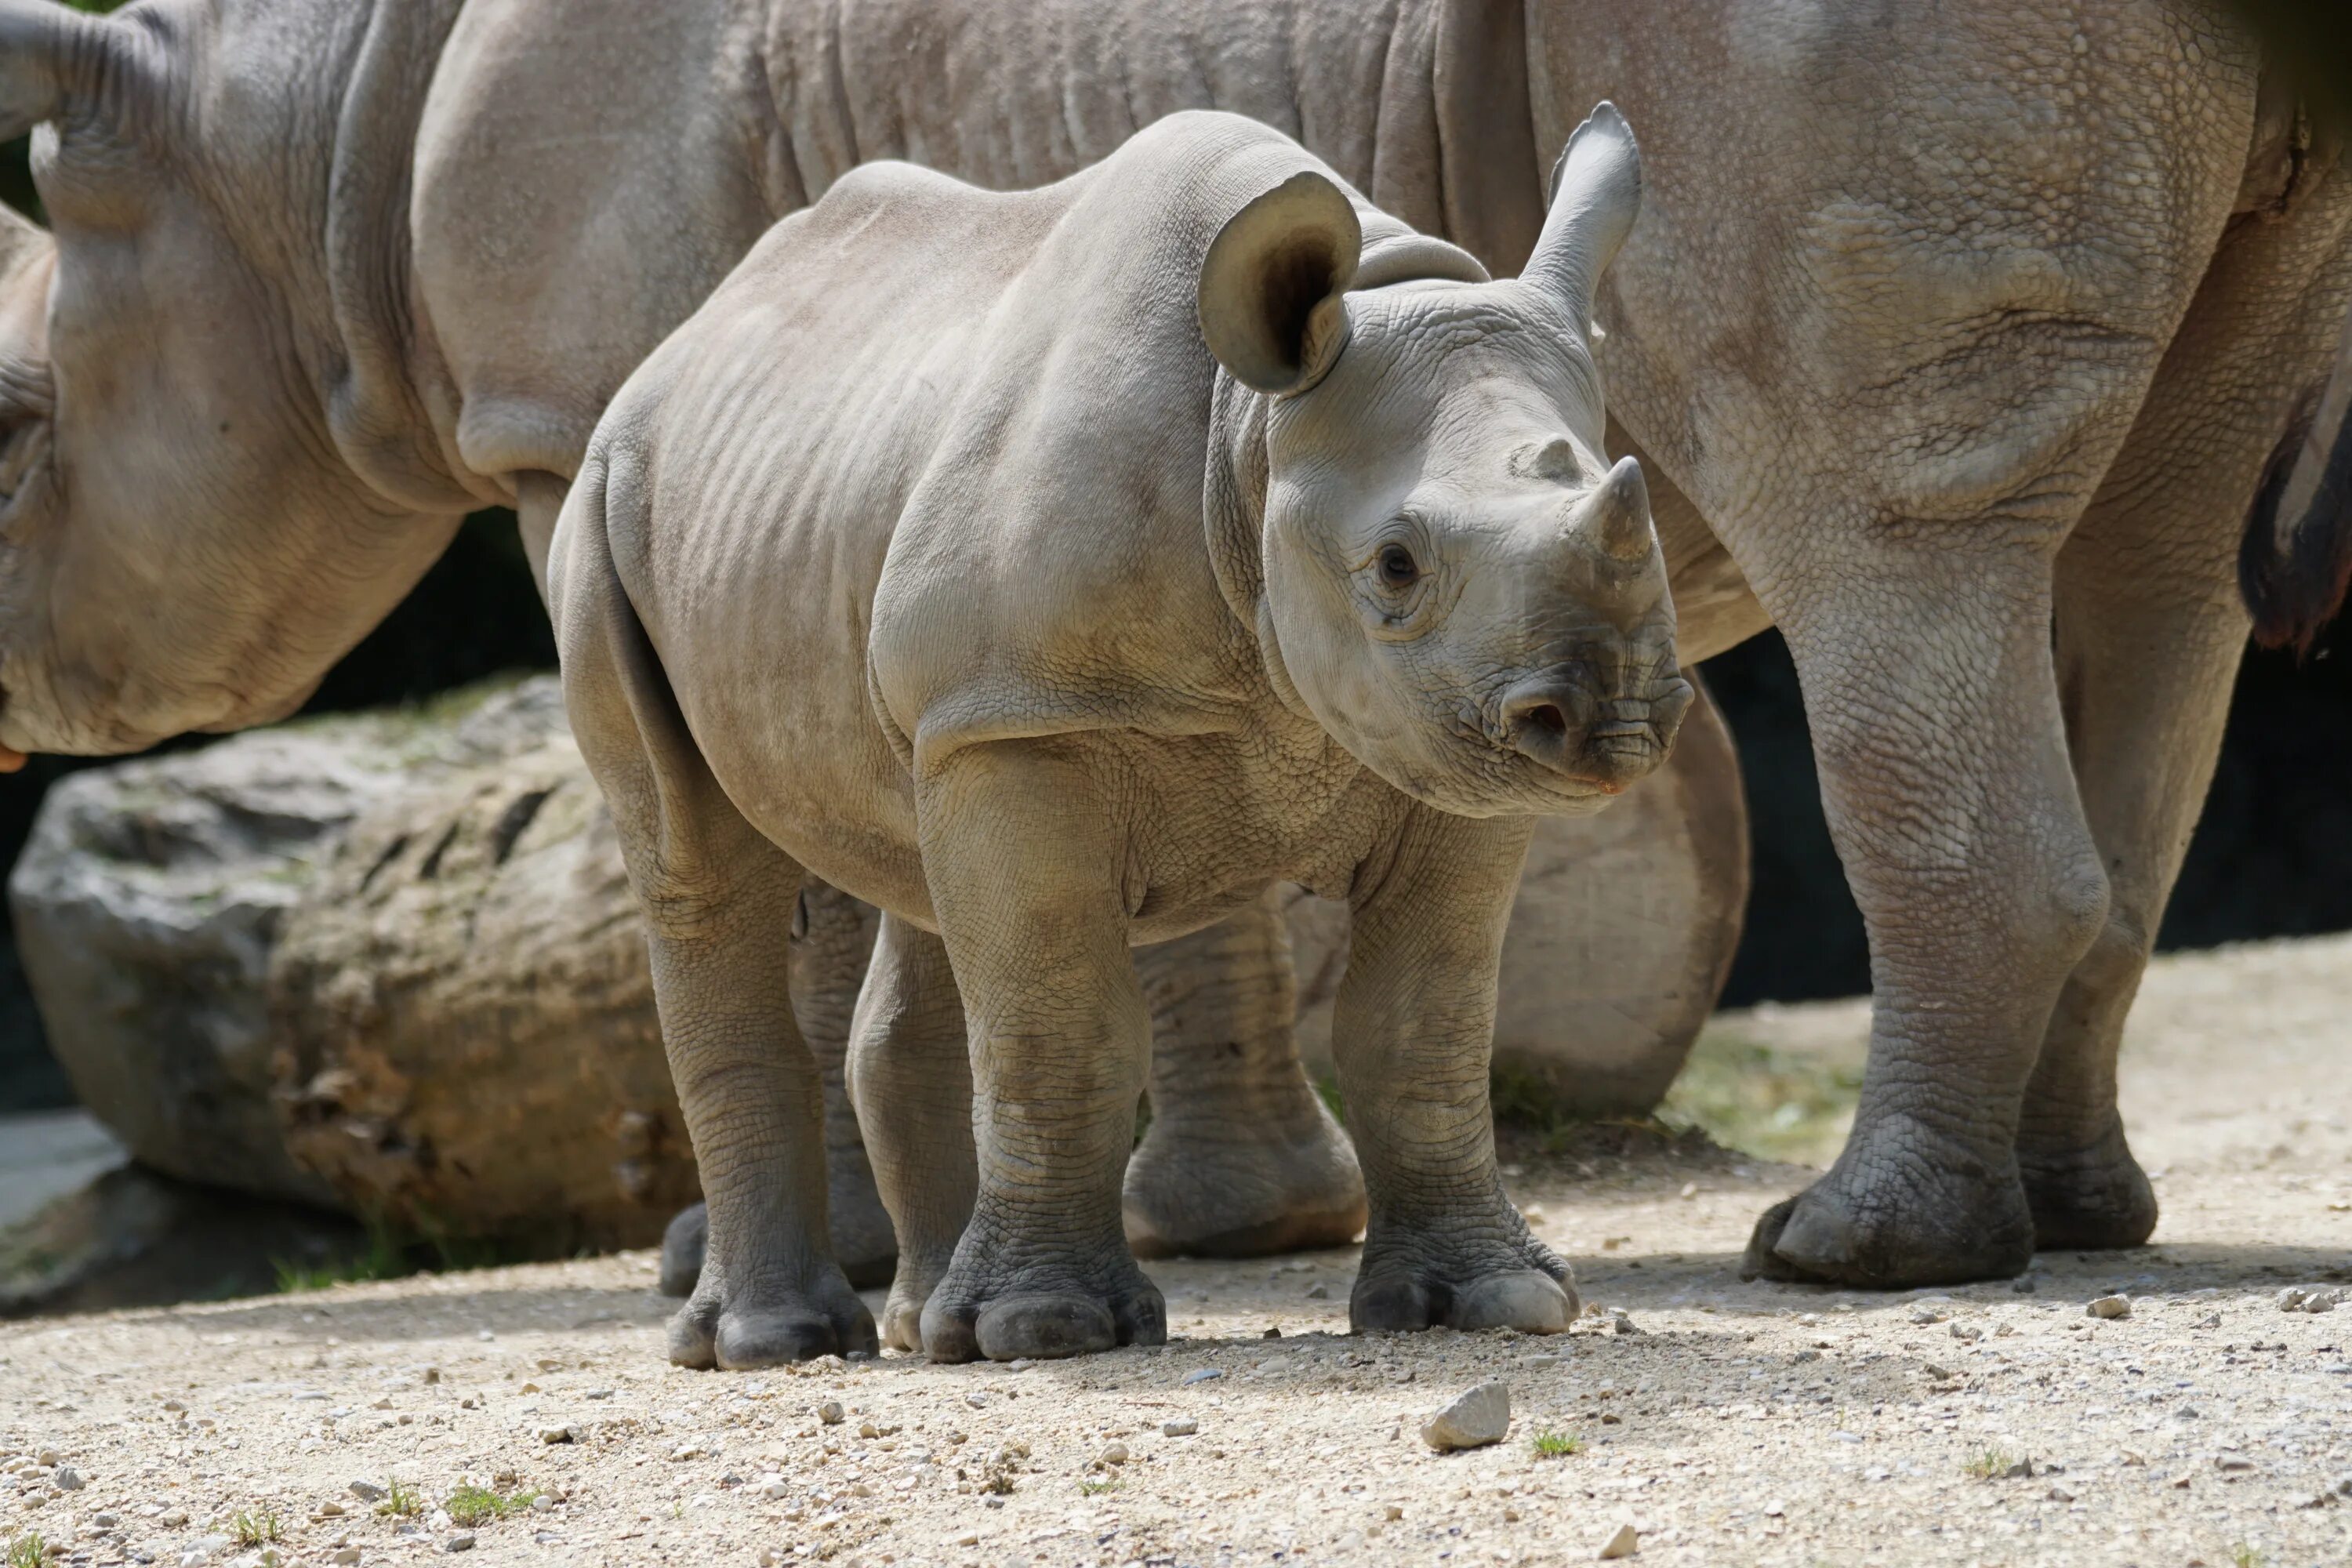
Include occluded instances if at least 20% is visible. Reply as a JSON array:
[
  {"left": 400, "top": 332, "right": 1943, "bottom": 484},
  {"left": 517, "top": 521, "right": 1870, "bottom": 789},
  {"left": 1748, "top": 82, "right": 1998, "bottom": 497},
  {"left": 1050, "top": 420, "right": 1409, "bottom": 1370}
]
[{"left": 3, "top": 934, "right": 2349, "bottom": 1568}]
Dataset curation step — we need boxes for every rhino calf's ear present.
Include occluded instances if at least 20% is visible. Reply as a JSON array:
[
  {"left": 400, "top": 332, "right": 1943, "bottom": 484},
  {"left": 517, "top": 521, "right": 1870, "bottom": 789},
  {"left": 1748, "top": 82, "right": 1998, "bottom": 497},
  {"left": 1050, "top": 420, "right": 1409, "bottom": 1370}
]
[
  {"left": 1523, "top": 102, "right": 1644, "bottom": 337},
  {"left": 0, "top": 0, "right": 127, "bottom": 143},
  {"left": 1199, "top": 170, "right": 1363, "bottom": 397}
]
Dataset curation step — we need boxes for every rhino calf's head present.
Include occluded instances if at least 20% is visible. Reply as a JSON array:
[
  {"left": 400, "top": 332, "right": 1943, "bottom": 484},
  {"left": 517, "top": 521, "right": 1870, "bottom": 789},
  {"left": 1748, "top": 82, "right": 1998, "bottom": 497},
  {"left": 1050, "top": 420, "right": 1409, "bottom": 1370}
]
[{"left": 1200, "top": 104, "right": 1690, "bottom": 819}]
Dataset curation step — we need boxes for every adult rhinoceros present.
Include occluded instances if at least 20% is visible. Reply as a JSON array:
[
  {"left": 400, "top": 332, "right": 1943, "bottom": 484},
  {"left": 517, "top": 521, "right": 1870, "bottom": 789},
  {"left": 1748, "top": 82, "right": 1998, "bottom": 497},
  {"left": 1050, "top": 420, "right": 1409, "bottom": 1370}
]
[{"left": 0, "top": 0, "right": 2345, "bottom": 1300}]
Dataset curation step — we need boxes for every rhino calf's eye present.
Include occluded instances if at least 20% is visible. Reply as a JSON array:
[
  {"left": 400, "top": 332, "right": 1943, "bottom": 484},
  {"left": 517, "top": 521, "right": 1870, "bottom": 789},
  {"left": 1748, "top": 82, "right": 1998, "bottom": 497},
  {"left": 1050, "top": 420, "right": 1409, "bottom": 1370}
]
[{"left": 1376, "top": 543, "right": 1421, "bottom": 588}]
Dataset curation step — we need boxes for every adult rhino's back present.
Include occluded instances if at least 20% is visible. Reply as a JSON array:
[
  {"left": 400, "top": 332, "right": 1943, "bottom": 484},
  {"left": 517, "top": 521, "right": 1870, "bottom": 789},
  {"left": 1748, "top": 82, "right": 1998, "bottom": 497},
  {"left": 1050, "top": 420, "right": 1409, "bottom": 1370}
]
[{"left": 414, "top": 0, "right": 1540, "bottom": 495}]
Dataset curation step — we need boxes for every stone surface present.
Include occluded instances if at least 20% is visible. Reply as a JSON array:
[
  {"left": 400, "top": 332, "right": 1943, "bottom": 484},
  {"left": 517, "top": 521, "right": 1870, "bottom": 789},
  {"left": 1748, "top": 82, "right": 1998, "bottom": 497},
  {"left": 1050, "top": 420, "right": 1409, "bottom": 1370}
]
[
  {"left": 1419, "top": 1381, "right": 1512, "bottom": 1451},
  {"left": 2086, "top": 1295, "right": 2132, "bottom": 1319},
  {"left": 1597, "top": 1521, "right": 1639, "bottom": 1559},
  {"left": 266, "top": 681, "right": 696, "bottom": 1251}
]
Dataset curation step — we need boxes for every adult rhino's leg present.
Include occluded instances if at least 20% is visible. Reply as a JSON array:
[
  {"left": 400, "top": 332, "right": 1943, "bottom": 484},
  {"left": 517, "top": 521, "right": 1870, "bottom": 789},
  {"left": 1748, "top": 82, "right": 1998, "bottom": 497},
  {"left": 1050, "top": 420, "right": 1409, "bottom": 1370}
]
[
  {"left": 1338, "top": 808, "right": 1573, "bottom": 1336},
  {"left": 555, "top": 485, "right": 872, "bottom": 1366},
  {"left": 913, "top": 747, "right": 1163, "bottom": 1363},
  {"left": 1125, "top": 889, "right": 1367, "bottom": 1258},
  {"left": 844, "top": 913, "right": 977, "bottom": 1353},
  {"left": 789, "top": 884, "right": 894, "bottom": 1284},
  {"left": 2024, "top": 187, "right": 2352, "bottom": 1250},
  {"left": 1740, "top": 532, "right": 2107, "bottom": 1288}
]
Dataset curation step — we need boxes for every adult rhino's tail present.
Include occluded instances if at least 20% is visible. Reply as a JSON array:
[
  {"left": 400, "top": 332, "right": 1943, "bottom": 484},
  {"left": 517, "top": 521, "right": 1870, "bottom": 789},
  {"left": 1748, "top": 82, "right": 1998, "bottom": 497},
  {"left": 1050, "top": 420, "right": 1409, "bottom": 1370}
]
[{"left": 2241, "top": 310, "right": 2352, "bottom": 655}]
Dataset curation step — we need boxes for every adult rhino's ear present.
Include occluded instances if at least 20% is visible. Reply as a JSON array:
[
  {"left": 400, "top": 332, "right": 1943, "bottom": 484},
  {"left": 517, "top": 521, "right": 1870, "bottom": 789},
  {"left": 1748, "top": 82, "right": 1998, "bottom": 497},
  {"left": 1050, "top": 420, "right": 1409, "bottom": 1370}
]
[
  {"left": 1522, "top": 102, "right": 1642, "bottom": 336},
  {"left": 1199, "top": 170, "right": 1362, "bottom": 397},
  {"left": 0, "top": 0, "right": 129, "bottom": 143}
]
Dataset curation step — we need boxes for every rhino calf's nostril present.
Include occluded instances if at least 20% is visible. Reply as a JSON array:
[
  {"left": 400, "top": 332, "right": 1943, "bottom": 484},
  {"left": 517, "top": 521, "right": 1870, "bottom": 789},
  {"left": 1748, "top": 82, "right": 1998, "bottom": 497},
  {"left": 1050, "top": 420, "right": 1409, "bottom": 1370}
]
[{"left": 1526, "top": 703, "right": 1567, "bottom": 739}]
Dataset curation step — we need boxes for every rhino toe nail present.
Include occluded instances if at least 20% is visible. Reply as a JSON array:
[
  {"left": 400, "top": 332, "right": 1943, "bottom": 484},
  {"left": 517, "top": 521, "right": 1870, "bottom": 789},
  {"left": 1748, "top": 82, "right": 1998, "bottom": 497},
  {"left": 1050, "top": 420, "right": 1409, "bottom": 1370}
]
[
  {"left": 975, "top": 1294, "right": 1119, "bottom": 1361},
  {"left": 1449, "top": 1271, "right": 1573, "bottom": 1334}
]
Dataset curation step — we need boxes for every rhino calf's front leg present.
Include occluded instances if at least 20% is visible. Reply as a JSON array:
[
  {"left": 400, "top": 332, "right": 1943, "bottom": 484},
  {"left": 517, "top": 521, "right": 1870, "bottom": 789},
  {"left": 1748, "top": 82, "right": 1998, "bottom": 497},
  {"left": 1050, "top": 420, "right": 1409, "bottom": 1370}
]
[
  {"left": 913, "top": 746, "right": 1167, "bottom": 1363},
  {"left": 1337, "top": 806, "right": 1575, "bottom": 1334}
]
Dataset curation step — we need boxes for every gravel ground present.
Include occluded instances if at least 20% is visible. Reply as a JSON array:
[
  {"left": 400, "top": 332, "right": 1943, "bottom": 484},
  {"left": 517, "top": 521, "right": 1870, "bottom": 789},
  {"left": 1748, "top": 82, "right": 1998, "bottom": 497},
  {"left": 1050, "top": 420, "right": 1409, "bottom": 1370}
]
[{"left": 3, "top": 934, "right": 2349, "bottom": 1568}]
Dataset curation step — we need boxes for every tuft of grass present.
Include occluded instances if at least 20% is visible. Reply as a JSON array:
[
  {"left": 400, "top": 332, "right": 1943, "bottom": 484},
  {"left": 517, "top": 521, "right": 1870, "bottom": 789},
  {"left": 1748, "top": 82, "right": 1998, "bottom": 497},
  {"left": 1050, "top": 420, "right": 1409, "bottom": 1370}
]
[
  {"left": 1657, "top": 1028, "right": 1864, "bottom": 1164},
  {"left": 1076, "top": 1475, "right": 1123, "bottom": 1497},
  {"left": 445, "top": 1485, "right": 541, "bottom": 1528},
  {"left": 2230, "top": 1544, "right": 2263, "bottom": 1568},
  {"left": 7, "top": 1534, "right": 49, "bottom": 1568},
  {"left": 376, "top": 1479, "right": 424, "bottom": 1519},
  {"left": 1312, "top": 1073, "right": 1345, "bottom": 1125},
  {"left": 1962, "top": 1448, "right": 2020, "bottom": 1481},
  {"left": 1530, "top": 1427, "right": 1583, "bottom": 1459},
  {"left": 273, "top": 1207, "right": 543, "bottom": 1296},
  {"left": 229, "top": 1509, "right": 281, "bottom": 1548}
]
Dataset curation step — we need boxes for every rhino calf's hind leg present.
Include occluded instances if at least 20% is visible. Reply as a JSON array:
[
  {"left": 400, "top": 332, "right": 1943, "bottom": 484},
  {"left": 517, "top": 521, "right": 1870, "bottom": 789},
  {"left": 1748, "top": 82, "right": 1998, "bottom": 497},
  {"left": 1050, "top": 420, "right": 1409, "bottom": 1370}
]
[
  {"left": 790, "top": 882, "right": 896, "bottom": 1285},
  {"left": 844, "top": 913, "right": 978, "bottom": 1352},
  {"left": 1336, "top": 809, "right": 1575, "bottom": 1337},
  {"left": 655, "top": 880, "right": 893, "bottom": 1300},
  {"left": 554, "top": 476, "right": 873, "bottom": 1367},
  {"left": 914, "top": 748, "right": 1165, "bottom": 1363},
  {"left": 1127, "top": 887, "right": 1366, "bottom": 1258}
]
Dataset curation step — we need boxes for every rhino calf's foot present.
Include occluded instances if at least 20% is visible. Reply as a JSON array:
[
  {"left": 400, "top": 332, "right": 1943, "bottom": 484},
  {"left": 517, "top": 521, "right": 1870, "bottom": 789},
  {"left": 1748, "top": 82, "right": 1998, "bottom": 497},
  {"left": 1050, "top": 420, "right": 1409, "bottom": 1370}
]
[
  {"left": 654, "top": 1152, "right": 899, "bottom": 1301},
  {"left": 1740, "top": 1126, "right": 2035, "bottom": 1288},
  {"left": 917, "top": 1244, "right": 1166, "bottom": 1363},
  {"left": 667, "top": 1264, "right": 878, "bottom": 1369},
  {"left": 1351, "top": 1218, "right": 1577, "bottom": 1334},
  {"left": 1123, "top": 1106, "right": 1366, "bottom": 1259},
  {"left": 2015, "top": 1117, "right": 2158, "bottom": 1252}
]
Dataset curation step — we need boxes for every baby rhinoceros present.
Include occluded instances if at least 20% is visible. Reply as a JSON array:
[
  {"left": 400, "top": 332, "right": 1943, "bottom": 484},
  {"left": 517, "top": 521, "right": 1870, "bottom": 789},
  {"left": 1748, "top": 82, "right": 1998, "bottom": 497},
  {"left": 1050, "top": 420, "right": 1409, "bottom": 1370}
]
[{"left": 550, "top": 105, "right": 1690, "bottom": 1369}]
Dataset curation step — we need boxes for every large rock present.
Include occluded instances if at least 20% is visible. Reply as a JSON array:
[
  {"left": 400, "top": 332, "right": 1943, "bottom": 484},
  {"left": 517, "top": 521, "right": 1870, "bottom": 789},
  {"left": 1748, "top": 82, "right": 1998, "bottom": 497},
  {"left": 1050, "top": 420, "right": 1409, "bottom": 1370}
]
[
  {"left": 266, "top": 684, "right": 699, "bottom": 1252},
  {"left": 12, "top": 673, "right": 1745, "bottom": 1243},
  {"left": 5, "top": 700, "right": 523, "bottom": 1205}
]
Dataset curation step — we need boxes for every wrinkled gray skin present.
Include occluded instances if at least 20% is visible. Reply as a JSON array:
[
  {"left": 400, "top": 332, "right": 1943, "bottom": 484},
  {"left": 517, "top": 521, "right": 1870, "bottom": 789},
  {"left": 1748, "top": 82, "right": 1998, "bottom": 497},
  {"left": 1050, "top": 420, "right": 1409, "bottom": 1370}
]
[
  {"left": 548, "top": 107, "right": 1689, "bottom": 1364},
  {"left": 0, "top": 0, "right": 1372, "bottom": 1281},
  {"left": 0, "top": 0, "right": 2346, "bottom": 1292}
]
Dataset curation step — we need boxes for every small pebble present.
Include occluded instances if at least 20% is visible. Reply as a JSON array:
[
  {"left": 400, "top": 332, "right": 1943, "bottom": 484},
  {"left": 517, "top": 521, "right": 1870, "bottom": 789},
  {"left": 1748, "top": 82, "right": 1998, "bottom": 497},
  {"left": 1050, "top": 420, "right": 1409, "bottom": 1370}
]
[
  {"left": 538, "top": 1425, "right": 578, "bottom": 1445},
  {"left": 1304, "top": 1282, "right": 1329, "bottom": 1300},
  {"left": 2046, "top": 1484, "right": 2075, "bottom": 1504},
  {"left": 443, "top": 1532, "right": 475, "bottom": 1553},
  {"left": 1596, "top": 1520, "right": 1639, "bottom": 1559},
  {"left": 2085, "top": 1295, "right": 2131, "bottom": 1319},
  {"left": 52, "top": 1466, "right": 82, "bottom": 1490},
  {"left": 331, "top": 1551, "right": 360, "bottom": 1566},
  {"left": 817, "top": 1402, "right": 845, "bottom": 1425},
  {"left": 1162, "top": 1418, "right": 1198, "bottom": 1437},
  {"left": 1610, "top": 1312, "right": 1642, "bottom": 1337},
  {"left": 1098, "top": 1442, "right": 1129, "bottom": 1466},
  {"left": 1181, "top": 1368, "right": 1223, "bottom": 1385}
]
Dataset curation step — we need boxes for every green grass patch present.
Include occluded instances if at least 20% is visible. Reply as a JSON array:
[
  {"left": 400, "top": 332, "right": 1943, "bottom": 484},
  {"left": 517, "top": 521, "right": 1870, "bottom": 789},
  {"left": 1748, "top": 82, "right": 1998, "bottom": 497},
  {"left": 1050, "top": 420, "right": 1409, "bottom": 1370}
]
[
  {"left": 1962, "top": 1448, "right": 2020, "bottom": 1481},
  {"left": 1530, "top": 1427, "right": 1583, "bottom": 1459},
  {"left": 445, "top": 1485, "right": 541, "bottom": 1528},
  {"left": 272, "top": 1207, "right": 542, "bottom": 1295},
  {"left": 1658, "top": 1028, "right": 1863, "bottom": 1164},
  {"left": 228, "top": 1509, "right": 280, "bottom": 1548},
  {"left": 2229, "top": 1544, "right": 2263, "bottom": 1568},
  {"left": 7, "top": 1534, "right": 49, "bottom": 1568},
  {"left": 375, "top": 1479, "right": 424, "bottom": 1519},
  {"left": 1076, "top": 1475, "right": 1123, "bottom": 1497}
]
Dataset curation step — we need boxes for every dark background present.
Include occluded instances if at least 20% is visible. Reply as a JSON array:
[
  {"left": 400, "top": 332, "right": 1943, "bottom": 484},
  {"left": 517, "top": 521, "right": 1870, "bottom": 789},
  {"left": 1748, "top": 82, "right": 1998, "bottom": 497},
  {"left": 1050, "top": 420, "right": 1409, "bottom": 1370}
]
[{"left": 4, "top": 0, "right": 2352, "bottom": 1109}]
